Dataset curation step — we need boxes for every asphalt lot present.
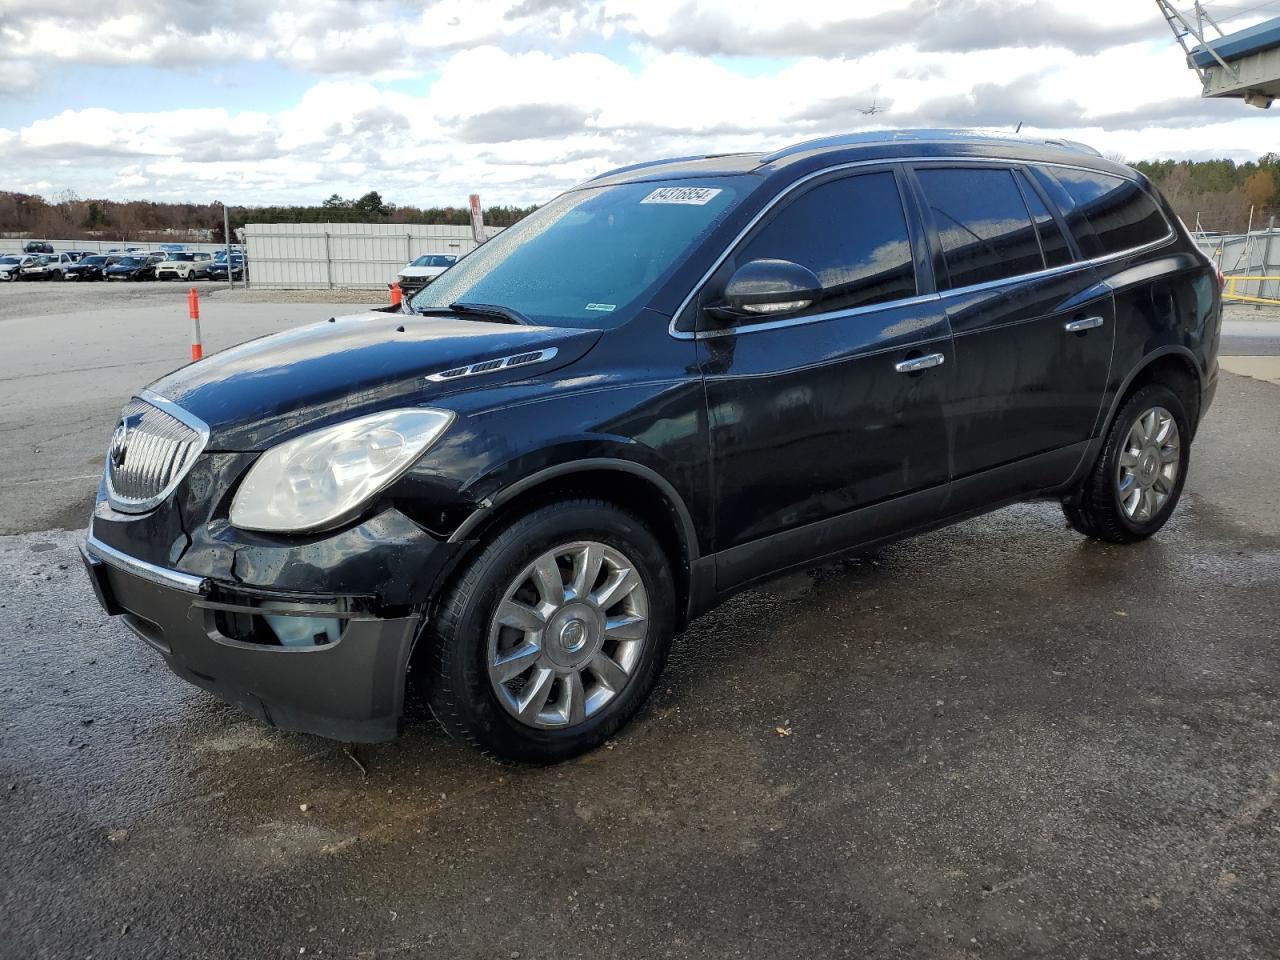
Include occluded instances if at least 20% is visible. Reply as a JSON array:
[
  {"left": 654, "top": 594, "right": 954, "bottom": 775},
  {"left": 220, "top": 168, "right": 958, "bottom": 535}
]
[
  {"left": 0, "top": 280, "right": 383, "bottom": 535},
  {"left": 2, "top": 283, "right": 1279, "bottom": 959}
]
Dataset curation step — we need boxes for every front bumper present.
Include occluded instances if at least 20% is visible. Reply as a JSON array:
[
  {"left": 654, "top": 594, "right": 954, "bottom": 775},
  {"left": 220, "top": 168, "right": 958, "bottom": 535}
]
[{"left": 81, "top": 534, "right": 421, "bottom": 742}]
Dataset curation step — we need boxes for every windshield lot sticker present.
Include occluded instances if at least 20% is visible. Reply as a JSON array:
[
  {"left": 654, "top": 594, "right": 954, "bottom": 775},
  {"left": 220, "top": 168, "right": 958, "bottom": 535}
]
[
  {"left": 640, "top": 187, "right": 723, "bottom": 206},
  {"left": 585, "top": 303, "right": 617, "bottom": 312}
]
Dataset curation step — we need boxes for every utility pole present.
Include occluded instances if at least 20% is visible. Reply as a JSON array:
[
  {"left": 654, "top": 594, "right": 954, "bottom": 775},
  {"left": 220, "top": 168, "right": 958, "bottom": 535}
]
[{"left": 222, "top": 201, "right": 234, "bottom": 289}]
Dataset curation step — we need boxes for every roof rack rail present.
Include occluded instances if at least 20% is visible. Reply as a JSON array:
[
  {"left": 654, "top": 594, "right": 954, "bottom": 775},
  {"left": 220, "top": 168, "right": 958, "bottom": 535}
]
[
  {"left": 588, "top": 156, "right": 706, "bottom": 182},
  {"left": 759, "top": 129, "right": 1103, "bottom": 164}
]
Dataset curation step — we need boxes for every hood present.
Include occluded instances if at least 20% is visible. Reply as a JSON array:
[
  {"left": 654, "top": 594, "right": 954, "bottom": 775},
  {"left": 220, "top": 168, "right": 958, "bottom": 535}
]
[
  {"left": 399, "top": 266, "right": 447, "bottom": 278},
  {"left": 145, "top": 311, "right": 602, "bottom": 450}
]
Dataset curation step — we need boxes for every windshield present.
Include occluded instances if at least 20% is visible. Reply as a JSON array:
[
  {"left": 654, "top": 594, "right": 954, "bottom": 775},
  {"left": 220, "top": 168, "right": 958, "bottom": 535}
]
[
  {"left": 408, "top": 179, "right": 743, "bottom": 328},
  {"left": 117, "top": 257, "right": 143, "bottom": 266},
  {"left": 411, "top": 254, "right": 457, "bottom": 268},
  {"left": 171, "top": 253, "right": 196, "bottom": 261},
  {"left": 0, "top": 256, "right": 18, "bottom": 264},
  {"left": 83, "top": 257, "right": 107, "bottom": 265}
]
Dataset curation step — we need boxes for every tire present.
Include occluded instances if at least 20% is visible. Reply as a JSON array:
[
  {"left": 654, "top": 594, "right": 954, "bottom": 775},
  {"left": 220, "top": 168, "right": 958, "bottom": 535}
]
[
  {"left": 1063, "top": 383, "right": 1190, "bottom": 543},
  {"left": 423, "top": 499, "right": 676, "bottom": 763}
]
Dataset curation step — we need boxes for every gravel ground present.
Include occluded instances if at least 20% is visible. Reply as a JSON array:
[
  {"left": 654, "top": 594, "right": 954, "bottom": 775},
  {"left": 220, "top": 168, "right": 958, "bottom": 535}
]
[
  {"left": 213, "top": 286, "right": 389, "bottom": 305},
  {"left": 1223, "top": 301, "right": 1280, "bottom": 322}
]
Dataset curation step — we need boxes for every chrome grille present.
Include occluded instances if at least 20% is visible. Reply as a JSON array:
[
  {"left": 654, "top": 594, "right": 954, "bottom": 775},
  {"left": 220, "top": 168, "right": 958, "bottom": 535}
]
[{"left": 105, "top": 394, "right": 208, "bottom": 513}]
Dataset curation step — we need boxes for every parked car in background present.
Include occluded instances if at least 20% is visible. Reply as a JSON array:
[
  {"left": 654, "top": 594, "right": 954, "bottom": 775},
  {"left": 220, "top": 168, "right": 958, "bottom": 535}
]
[
  {"left": 156, "top": 252, "right": 213, "bottom": 280},
  {"left": 65, "top": 255, "right": 118, "bottom": 281},
  {"left": 105, "top": 254, "right": 162, "bottom": 281},
  {"left": 44, "top": 252, "right": 82, "bottom": 279},
  {"left": 78, "top": 131, "right": 1220, "bottom": 763},
  {"left": 0, "top": 254, "right": 36, "bottom": 281},
  {"left": 19, "top": 254, "right": 64, "bottom": 280},
  {"left": 208, "top": 254, "right": 246, "bottom": 281},
  {"left": 22, "top": 240, "right": 54, "bottom": 254},
  {"left": 396, "top": 253, "right": 459, "bottom": 295}
]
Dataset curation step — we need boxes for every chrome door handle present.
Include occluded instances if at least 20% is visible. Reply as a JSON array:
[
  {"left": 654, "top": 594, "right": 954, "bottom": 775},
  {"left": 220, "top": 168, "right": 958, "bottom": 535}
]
[
  {"left": 1064, "top": 315, "right": 1105, "bottom": 333},
  {"left": 894, "top": 352, "right": 946, "bottom": 374}
]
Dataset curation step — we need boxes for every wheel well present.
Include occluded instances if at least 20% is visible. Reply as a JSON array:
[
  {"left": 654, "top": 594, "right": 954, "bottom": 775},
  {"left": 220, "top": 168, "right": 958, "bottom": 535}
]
[
  {"left": 442, "top": 468, "right": 694, "bottom": 629},
  {"left": 1119, "top": 353, "right": 1201, "bottom": 436}
]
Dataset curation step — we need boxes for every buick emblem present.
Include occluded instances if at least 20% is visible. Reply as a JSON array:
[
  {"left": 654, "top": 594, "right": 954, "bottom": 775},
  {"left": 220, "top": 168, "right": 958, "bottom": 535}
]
[{"left": 109, "top": 422, "right": 129, "bottom": 467}]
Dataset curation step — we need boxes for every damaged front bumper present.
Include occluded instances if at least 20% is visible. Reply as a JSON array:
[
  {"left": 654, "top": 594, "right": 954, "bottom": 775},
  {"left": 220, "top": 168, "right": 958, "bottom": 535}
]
[{"left": 81, "top": 531, "right": 423, "bottom": 742}]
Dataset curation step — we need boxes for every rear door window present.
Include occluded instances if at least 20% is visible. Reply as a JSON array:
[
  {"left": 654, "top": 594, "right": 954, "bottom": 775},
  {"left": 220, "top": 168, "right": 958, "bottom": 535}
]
[
  {"left": 1042, "top": 168, "right": 1169, "bottom": 257},
  {"left": 734, "top": 170, "right": 916, "bottom": 317},
  {"left": 916, "top": 167, "right": 1043, "bottom": 290},
  {"left": 1016, "top": 171, "right": 1073, "bottom": 268}
]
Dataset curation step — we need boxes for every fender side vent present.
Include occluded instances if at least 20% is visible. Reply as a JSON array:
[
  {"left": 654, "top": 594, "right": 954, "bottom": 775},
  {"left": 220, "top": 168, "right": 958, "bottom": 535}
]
[{"left": 426, "top": 347, "right": 559, "bottom": 383}]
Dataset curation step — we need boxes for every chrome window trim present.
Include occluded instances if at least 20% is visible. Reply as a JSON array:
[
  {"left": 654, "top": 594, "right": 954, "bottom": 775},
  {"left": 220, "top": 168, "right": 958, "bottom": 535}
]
[
  {"left": 668, "top": 154, "right": 1174, "bottom": 342},
  {"left": 695, "top": 292, "right": 943, "bottom": 340},
  {"left": 103, "top": 389, "right": 211, "bottom": 514},
  {"left": 85, "top": 532, "right": 207, "bottom": 594}
]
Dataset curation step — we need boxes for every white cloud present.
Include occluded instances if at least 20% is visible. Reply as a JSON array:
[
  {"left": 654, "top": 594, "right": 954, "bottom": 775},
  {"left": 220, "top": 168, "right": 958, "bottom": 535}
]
[{"left": 0, "top": 0, "right": 1274, "bottom": 206}]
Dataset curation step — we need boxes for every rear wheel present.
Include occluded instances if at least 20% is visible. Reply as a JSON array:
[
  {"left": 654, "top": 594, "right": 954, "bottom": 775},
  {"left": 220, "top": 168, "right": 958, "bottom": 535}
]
[
  {"left": 424, "top": 499, "right": 675, "bottom": 763},
  {"left": 1063, "top": 383, "right": 1190, "bottom": 543}
]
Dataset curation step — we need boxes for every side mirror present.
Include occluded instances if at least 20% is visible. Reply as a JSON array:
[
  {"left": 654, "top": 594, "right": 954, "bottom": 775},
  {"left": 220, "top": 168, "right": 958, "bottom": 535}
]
[{"left": 709, "top": 258, "right": 822, "bottom": 321}]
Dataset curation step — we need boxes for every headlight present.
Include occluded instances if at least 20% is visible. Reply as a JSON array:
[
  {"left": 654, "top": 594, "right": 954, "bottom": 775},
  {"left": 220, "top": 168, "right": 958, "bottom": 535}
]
[{"left": 229, "top": 408, "right": 454, "bottom": 533}]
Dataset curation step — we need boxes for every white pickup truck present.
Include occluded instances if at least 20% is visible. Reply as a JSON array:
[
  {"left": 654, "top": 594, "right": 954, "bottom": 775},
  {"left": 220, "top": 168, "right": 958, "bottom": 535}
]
[{"left": 396, "top": 253, "right": 458, "bottom": 295}]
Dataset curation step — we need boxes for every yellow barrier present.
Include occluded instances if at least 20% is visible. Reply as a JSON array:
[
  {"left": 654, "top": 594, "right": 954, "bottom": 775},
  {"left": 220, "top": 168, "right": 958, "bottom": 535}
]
[{"left": 1223, "top": 275, "right": 1280, "bottom": 305}]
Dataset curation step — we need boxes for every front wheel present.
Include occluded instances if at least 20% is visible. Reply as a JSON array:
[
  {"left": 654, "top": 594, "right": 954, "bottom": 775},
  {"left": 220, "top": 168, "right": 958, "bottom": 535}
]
[
  {"left": 423, "top": 499, "right": 675, "bottom": 763},
  {"left": 1063, "top": 383, "right": 1190, "bottom": 543}
]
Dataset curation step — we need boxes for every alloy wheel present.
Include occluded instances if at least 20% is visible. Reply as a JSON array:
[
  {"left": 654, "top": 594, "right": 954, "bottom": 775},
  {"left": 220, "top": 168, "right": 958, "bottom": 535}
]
[
  {"left": 1116, "top": 405, "right": 1180, "bottom": 522},
  {"left": 487, "top": 540, "right": 649, "bottom": 730}
]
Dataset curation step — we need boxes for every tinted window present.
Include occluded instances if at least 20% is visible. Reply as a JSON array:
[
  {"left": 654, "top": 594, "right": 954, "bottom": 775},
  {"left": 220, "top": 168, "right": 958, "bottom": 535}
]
[
  {"left": 735, "top": 171, "right": 916, "bottom": 316},
  {"left": 1016, "top": 171, "right": 1072, "bottom": 267},
  {"left": 917, "top": 167, "right": 1043, "bottom": 289},
  {"left": 1048, "top": 169, "right": 1168, "bottom": 256}
]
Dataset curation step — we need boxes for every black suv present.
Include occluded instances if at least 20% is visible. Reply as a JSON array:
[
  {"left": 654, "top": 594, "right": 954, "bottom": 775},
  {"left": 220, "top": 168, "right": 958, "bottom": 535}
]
[{"left": 81, "top": 131, "right": 1220, "bottom": 763}]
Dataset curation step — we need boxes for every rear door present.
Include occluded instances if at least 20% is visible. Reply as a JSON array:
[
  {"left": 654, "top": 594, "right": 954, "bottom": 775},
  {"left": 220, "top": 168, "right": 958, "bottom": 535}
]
[
  {"left": 908, "top": 163, "right": 1114, "bottom": 506},
  {"left": 690, "top": 167, "right": 954, "bottom": 590}
]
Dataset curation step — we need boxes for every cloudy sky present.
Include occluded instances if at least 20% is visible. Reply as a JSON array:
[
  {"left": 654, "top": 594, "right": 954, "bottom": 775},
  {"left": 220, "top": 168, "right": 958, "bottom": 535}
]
[{"left": 0, "top": 0, "right": 1276, "bottom": 208}]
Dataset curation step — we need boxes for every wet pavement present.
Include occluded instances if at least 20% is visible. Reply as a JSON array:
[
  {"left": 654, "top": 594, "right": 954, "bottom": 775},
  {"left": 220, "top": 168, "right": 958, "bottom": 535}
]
[{"left": 3, "top": 369, "right": 1279, "bottom": 959}]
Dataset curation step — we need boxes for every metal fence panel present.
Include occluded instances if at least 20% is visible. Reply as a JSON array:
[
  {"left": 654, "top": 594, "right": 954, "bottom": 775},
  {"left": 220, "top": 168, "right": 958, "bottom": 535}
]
[
  {"left": 1196, "top": 227, "right": 1280, "bottom": 301},
  {"left": 242, "top": 222, "right": 506, "bottom": 290}
]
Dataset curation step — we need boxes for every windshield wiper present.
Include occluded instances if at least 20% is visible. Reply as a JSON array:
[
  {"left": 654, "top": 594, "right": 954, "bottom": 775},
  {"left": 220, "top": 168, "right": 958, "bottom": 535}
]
[{"left": 414, "top": 301, "right": 530, "bottom": 325}]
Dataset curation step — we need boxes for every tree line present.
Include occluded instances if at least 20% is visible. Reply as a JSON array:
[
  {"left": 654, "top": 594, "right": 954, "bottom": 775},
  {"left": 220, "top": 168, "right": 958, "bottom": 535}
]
[
  {"left": 1132, "top": 154, "right": 1279, "bottom": 233},
  {"left": 3, "top": 159, "right": 1278, "bottom": 241},
  {"left": 0, "top": 189, "right": 539, "bottom": 242}
]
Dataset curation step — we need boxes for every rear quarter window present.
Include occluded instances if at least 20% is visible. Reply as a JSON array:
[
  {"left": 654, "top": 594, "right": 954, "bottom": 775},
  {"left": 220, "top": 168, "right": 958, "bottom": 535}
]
[{"left": 1042, "top": 168, "right": 1170, "bottom": 257}]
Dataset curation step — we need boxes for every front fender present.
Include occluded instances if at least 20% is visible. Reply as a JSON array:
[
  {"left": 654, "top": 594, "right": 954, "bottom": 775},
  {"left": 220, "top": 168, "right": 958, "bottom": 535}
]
[{"left": 397, "top": 378, "right": 710, "bottom": 552}]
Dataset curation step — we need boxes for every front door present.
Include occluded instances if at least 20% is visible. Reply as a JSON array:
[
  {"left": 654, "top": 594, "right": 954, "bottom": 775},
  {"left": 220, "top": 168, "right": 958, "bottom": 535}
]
[{"left": 690, "top": 168, "right": 953, "bottom": 591}]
